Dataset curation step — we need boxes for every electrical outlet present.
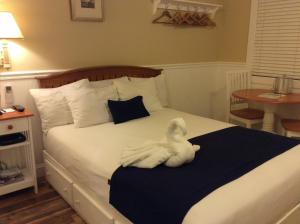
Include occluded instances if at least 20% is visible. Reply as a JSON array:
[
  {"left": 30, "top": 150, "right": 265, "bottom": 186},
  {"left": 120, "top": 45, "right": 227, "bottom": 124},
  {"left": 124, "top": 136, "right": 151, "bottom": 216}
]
[{"left": 5, "top": 85, "right": 12, "bottom": 93}]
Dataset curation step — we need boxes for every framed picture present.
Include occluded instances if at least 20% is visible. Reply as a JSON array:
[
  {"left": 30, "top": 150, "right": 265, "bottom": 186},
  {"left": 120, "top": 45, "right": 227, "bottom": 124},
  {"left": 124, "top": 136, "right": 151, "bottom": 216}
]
[{"left": 70, "top": 0, "right": 103, "bottom": 22}]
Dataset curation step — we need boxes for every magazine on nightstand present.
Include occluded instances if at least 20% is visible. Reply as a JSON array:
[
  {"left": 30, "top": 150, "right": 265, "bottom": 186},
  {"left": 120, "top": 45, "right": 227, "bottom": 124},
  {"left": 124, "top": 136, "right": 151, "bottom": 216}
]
[{"left": 0, "top": 162, "right": 24, "bottom": 186}]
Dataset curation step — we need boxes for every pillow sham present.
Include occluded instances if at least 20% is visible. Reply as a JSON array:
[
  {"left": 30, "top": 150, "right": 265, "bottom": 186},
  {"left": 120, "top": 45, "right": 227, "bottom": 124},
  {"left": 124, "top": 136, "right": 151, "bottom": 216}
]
[
  {"left": 130, "top": 74, "right": 169, "bottom": 107},
  {"left": 93, "top": 85, "right": 119, "bottom": 122},
  {"left": 108, "top": 96, "right": 150, "bottom": 124},
  {"left": 62, "top": 87, "right": 107, "bottom": 128},
  {"left": 93, "top": 84, "right": 119, "bottom": 101},
  {"left": 113, "top": 77, "right": 162, "bottom": 112},
  {"left": 30, "top": 79, "right": 91, "bottom": 132},
  {"left": 60, "top": 78, "right": 90, "bottom": 92},
  {"left": 90, "top": 76, "right": 129, "bottom": 89},
  {"left": 30, "top": 88, "right": 74, "bottom": 133}
]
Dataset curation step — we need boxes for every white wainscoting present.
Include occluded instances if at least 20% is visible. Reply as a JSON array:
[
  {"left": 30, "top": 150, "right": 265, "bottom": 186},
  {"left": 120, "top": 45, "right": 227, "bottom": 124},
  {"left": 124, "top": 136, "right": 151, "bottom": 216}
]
[
  {"left": 156, "top": 62, "right": 217, "bottom": 118},
  {"left": 211, "top": 62, "right": 248, "bottom": 121},
  {"left": 0, "top": 78, "right": 42, "bottom": 163},
  {"left": 0, "top": 62, "right": 247, "bottom": 168}
]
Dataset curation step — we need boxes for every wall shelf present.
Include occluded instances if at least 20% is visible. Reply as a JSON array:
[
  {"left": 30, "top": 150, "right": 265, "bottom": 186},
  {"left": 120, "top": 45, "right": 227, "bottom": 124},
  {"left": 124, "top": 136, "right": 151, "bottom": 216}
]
[{"left": 152, "top": 0, "right": 223, "bottom": 18}]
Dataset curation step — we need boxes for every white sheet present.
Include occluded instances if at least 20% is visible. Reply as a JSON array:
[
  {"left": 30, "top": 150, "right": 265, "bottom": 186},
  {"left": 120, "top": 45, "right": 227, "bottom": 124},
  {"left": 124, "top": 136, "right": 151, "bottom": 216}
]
[
  {"left": 45, "top": 108, "right": 300, "bottom": 224},
  {"left": 45, "top": 109, "right": 231, "bottom": 198}
]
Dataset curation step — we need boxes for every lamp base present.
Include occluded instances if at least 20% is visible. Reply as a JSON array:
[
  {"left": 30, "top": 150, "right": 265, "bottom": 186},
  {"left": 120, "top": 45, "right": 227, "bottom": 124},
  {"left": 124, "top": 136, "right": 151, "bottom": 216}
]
[{"left": 0, "top": 41, "right": 11, "bottom": 69}]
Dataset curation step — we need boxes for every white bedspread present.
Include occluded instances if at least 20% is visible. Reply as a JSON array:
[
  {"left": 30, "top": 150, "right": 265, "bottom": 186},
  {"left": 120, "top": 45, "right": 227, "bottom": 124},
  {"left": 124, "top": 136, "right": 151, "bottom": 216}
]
[{"left": 45, "top": 108, "right": 300, "bottom": 224}]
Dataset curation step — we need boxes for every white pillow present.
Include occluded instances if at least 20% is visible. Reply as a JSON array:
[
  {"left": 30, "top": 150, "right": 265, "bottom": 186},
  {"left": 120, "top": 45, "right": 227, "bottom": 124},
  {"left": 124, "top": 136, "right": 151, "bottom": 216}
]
[
  {"left": 30, "top": 79, "right": 91, "bottom": 132},
  {"left": 60, "top": 78, "right": 90, "bottom": 91},
  {"left": 113, "top": 78, "right": 163, "bottom": 112},
  {"left": 62, "top": 87, "right": 106, "bottom": 128},
  {"left": 93, "top": 85, "right": 119, "bottom": 122},
  {"left": 90, "top": 76, "right": 129, "bottom": 89},
  {"left": 130, "top": 74, "right": 169, "bottom": 107},
  {"left": 30, "top": 88, "right": 73, "bottom": 133}
]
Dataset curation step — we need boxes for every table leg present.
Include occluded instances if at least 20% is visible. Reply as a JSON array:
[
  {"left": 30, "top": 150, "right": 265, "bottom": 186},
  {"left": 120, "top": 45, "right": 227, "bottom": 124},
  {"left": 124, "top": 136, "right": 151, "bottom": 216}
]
[{"left": 262, "top": 104, "right": 276, "bottom": 132}]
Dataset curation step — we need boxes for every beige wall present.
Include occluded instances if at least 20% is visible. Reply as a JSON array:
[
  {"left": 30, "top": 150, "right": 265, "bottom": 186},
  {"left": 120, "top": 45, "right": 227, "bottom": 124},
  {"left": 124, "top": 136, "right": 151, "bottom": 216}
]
[
  {"left": 217, "top": 0, "right": 251, "bottom": 62},
  {"left": 0, "top": 0, "right": 225, "bottom": 71}
]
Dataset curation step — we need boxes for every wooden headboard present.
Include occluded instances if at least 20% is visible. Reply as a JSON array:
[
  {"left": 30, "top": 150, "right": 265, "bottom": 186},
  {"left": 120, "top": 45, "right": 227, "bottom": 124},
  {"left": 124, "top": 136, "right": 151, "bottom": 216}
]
[{"left": 36, "top": 65, "right": 163, "bottom": 88}]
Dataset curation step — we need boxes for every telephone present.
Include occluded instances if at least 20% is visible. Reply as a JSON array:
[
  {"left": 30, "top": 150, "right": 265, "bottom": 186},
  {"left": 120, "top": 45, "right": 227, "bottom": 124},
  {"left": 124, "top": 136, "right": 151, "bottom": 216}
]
[{"left": 12, "top": 105, "right": 25, "bottom": 112}]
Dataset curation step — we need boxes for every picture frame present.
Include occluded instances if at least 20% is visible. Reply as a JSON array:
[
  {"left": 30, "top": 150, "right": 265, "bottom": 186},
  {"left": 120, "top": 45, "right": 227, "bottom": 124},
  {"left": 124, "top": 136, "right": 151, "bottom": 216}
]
[{"left": 70, "top": 0, "right": 103, "bottom": 22}]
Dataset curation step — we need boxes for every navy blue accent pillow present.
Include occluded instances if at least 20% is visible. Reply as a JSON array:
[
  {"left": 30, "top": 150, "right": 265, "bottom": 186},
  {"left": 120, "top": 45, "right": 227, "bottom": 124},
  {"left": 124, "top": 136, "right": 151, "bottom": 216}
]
[{"left": 108, "top": 96, "right": 150, "bottom": 124}]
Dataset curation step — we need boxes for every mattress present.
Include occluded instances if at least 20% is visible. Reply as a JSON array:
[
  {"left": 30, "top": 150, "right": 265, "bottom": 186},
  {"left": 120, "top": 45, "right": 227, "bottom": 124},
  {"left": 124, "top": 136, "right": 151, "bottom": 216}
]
[
  {"left": 45, "top": 109, "right": 232, "bottom": 198},
  {"left": 44, "top": 108, "right": 300, "bottom": 224}
]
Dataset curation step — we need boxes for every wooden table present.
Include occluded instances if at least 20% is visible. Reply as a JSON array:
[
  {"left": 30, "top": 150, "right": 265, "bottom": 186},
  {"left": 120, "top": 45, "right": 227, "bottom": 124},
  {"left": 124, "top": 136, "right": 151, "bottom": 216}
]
[{"left": 232, "top": 89, "right": 300, "bottom": 132}]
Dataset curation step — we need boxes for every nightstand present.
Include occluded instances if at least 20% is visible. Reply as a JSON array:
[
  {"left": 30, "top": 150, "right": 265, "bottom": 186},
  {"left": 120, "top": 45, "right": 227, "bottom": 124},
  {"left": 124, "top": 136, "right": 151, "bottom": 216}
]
[{"left": 0, "top": 109, "right": 38, "bottom": 195}]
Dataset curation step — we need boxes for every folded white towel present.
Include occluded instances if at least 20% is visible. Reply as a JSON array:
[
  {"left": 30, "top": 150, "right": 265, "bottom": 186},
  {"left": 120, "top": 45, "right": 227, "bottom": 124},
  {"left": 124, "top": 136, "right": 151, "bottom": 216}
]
[{"left": 121, "top": 118, "right": 200, "bottom": 168}]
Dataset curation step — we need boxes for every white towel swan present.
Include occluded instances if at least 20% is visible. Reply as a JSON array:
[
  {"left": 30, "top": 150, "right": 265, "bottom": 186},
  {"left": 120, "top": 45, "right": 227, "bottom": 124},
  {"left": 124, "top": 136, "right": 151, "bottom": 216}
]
[{"left": 121, "top": 118, "right": 200, "bottom": 168}]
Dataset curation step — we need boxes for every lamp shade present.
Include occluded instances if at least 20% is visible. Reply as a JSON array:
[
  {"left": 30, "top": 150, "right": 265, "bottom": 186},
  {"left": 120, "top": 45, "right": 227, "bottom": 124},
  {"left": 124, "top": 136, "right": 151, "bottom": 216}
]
[{"left": 0, "top": 12, "right": 23, "bottom": 39}]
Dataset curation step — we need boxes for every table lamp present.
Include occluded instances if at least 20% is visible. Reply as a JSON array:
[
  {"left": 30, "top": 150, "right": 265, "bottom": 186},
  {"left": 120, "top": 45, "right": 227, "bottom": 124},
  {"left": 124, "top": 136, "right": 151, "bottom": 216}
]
[{"left": 0, "top": 12, "right": 23, "bottom": 69}]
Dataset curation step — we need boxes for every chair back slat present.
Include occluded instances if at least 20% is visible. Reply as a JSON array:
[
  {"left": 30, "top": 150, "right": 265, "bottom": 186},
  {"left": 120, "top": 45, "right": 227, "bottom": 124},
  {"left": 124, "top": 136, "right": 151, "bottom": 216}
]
[{"left": 226, "top": 70, "right": 251, "bottom": 121}]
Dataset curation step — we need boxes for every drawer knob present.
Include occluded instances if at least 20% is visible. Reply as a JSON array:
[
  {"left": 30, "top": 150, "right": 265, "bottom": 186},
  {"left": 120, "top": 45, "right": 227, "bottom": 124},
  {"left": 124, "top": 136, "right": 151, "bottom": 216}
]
[{"left": 7, "top": 125, "right": 13, "bottom": 130}]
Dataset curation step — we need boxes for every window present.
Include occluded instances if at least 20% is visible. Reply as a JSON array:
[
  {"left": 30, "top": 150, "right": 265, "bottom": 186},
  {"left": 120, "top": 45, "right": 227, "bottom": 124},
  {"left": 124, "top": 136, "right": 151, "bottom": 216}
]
[{"left": 251, "top": 0, "right": 300, "bottom": 77}]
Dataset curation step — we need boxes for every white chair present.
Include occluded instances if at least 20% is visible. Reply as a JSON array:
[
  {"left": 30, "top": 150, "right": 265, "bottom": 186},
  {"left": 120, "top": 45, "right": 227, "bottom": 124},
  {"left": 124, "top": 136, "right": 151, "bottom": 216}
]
[
  {"left": 226, "top": 71, "right": 264, "bottom": 128},
  {"left": 281, "top": 119, "right": 300, "bottom": 138}
]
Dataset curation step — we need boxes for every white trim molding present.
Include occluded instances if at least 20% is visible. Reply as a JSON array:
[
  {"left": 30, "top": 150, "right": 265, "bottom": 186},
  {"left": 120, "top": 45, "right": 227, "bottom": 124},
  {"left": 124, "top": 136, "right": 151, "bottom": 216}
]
[
  {"left": 0, "top": 69, "right": 65, "bottom": 80},
  {"left": 151, "top": 62, "right": 218, "bottom": 70},
  {"left": 36, "top": 163, "right": 45, "bottom": 178},
  {"left": 216, "top": 62, "right": 247, "bottom": 68}
]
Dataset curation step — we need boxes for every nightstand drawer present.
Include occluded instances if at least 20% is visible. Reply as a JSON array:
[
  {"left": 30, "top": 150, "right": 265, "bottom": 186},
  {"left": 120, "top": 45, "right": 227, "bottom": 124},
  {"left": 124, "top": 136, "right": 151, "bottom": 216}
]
[{"left": 0, "top": 118, "right": 28, "bottom": 135}]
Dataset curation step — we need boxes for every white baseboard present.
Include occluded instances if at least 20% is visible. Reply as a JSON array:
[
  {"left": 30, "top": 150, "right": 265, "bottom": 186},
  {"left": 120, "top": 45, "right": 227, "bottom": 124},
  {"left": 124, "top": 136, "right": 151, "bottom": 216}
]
[{"left": 36, "top": 163, "right": 45, "bottom": 178}]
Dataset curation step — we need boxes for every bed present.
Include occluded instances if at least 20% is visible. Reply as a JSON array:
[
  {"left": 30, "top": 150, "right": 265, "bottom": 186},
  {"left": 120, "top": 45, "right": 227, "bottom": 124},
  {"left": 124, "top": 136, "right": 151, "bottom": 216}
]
[{"left": 36, "top": 66, "right": 300, "bottom": 224}]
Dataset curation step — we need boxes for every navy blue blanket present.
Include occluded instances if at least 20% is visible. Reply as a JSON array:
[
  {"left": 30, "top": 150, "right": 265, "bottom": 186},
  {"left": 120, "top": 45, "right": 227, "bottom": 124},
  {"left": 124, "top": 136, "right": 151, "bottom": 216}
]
[{"left": 109, "top": 127, "right": 300, "bottom": 224}]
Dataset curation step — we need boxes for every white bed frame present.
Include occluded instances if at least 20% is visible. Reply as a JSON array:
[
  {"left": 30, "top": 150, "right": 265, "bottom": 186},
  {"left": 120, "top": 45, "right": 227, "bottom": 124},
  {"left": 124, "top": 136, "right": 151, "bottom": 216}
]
[
  {"left": 38, "top": 66, "right": 300, "bottom": 224},
  {"left": 44, "top": 150, "right": 131, "bottom": 224},
  {"left": 44, "top": 150, "right": 300, "bottom": 224}
]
